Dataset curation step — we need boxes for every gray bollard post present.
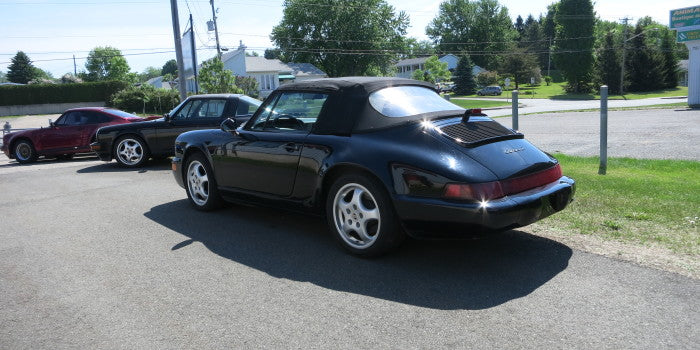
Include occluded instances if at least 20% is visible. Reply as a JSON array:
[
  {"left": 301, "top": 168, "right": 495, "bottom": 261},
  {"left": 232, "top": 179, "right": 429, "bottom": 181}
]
[
  {"left": 599, "top": 85, "right": 608, "bottom": 175},
  {"left": 512, "top": 90, "right": 519, "bottom": 130}
]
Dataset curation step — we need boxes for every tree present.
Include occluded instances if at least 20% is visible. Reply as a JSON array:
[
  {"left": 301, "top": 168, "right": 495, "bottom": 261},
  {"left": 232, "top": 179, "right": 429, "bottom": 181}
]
[
  {"left": 271, "top": 0, "right": 409, "bottom": 77},
  {"left": 60, "top": 73, "right": 82, "bottom": 84},
  {"left": 399, "top": 38, "right": 436, "bottom": 59},
  {"left": 7, "top": 51, "right": 37, "bottom": 84},
  {"left": 235, "top": 76, "right": 259, "bottom": 98},
  {"left": 139, "top": 66, "right": 162, "bottom": 82},
  {"left": 514, "top": 15, "right": 525, "bottom": 39},
  {"left": 625, "top": 25, "right": 664, "bottom": 92},
  {"left": 453, "top": 56, "right": 477, "bottom": 95},
  {"left": 161, "top": 59, "right": 178, "bottom": 76},
  {"left": 411, "top": 56, "right": 451, "bottom": 84},
  {"left": 83, "top": 46, "right": 131, "bottom": 82},
  {"left": 426, "top": 0, "right": 517, "bottom": 70},
  {"left": 0, "top": 71, "right": 7, "bottom": 83},
  {"left": 198, "top": 57, "right": 242, "bottom": 94},
  {"left": 659, "top": 29, "right": 679, "bottom": 89},
  {"left": 500, "top": 50, "right": 541, "bottom": 89},
  {"left": 553, "top": 0, "right": 595, "bottom": 92},
  {"left": 264, "top": 48, "right": 284, "bottom": 61},
  {"left": 594, "top": 31, "right": 621, "bottom": 94}
]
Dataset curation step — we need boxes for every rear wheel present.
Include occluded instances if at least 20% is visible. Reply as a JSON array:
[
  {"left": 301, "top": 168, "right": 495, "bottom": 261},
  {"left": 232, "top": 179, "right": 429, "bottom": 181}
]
[
  {"left": 114, "top": 135, "right": 149, "bottom": 167},
  {"left": 184, "top": 152, "right": 224, "bottom": 211},
  {"left": 13, "top": 140, "right": 37, "bottom": 164},
  {"left": 326, "top": 174, "right": 404, "bottom": 256}
]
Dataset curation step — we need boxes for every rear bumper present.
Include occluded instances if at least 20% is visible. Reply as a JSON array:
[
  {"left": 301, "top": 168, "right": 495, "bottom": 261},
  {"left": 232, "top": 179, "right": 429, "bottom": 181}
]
[
  {"left": 394, "top": 176, "right": 575, "bottom": 238},
  {"left": 90, "top": 141, "right": 112, "bottom": 161}
]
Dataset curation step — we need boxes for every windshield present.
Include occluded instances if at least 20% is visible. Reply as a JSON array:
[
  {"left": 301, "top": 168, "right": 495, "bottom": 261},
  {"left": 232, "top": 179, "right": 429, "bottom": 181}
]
[{"left": 369, "top": 86, "right": 464, "bottom": 118}]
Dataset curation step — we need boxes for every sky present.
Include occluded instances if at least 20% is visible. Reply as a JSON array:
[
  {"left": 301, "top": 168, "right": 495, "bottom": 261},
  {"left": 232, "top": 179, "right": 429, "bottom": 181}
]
[{"left": 0, "top": 0, "right": 697, "bottom": 77}]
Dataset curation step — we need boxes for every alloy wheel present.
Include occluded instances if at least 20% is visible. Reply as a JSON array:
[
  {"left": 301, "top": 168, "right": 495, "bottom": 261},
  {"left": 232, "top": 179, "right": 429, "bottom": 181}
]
[
  {"left": 332, "top": 183, "right": 381, "bottom": 249},
  {"left": 116, "top": 138, "right": 144, "bottom": 166},
  {"left": 187, "top": 160, "right": 209, "bottom": 206}
]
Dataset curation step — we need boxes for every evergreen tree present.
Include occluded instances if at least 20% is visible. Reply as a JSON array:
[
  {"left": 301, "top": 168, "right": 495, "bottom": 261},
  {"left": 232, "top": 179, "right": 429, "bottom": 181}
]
[
  {"left": 626, "top": 26, "right": 664, "bottom": 92},
  {"left": 161, "top": 59, "right": 178, "bottom": 76},
  {"left": 500, "top": 49, "right": 541, "bottom": 89},
  {"left": 7, "top": 51, "right": 37, "bottom": 84},
  {"left": 453, "top": 55, "right": 477, "bottom": 95},
  {"left": 594, "top": 32, "right": 621, "bottom": 94},
  {"left": 514, "top": 15, "right": 525, "bottom": 39},
  {"left": 660, "top": 30, "right": 679, "bottom": 89},
  {"left": 553, "top": 0, "right": 595, "bottom": 92}
]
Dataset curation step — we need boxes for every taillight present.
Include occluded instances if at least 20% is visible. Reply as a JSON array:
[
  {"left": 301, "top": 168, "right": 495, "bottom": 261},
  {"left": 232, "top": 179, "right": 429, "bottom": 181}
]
[
  {"left": 443, "top": 164, "right": 563, "bottom": 201},
  {"left": 444, "top": 181, "right": 504, "bottom": 201}
]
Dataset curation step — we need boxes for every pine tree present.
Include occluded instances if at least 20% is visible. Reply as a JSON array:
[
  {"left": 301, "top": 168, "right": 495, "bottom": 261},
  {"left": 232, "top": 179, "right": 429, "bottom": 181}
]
[
  {"left": 553, "top": 0, "right": 595, "bottom": 92},
  {"left": 453, "top": 56, "right": 477, "bottom": 95},
  {"left": 660, "top": 30, "right": 679, "bottom": 89},
  {"left": 626, "top": 26, "right": 664, "bottom": 92},
  {"left": 595, "top": 32, "right": 621, "bottom": 94},
  {"left": 6, "top": 51, "right": 37, "bottom": 84}
]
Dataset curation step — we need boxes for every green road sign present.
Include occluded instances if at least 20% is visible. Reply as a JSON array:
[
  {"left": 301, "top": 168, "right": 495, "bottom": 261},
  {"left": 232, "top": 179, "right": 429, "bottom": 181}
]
[
  {"left": 677, "top": 29, "right": 700, "bottom": 42},
  {"left": 670, "top": 6, "right": 700, "bottom": 29}
]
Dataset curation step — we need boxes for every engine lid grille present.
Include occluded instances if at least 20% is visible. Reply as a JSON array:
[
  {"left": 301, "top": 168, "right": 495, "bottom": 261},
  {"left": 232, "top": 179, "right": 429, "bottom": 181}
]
[{"left": 439, "top": 121, "right": 523, "bottom": 147}]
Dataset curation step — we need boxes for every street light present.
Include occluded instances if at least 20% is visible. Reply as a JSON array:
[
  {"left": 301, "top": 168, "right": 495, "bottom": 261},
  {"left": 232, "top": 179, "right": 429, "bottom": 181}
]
[{"left": 620, "top": 27, "right": 659, "bottom": 95}]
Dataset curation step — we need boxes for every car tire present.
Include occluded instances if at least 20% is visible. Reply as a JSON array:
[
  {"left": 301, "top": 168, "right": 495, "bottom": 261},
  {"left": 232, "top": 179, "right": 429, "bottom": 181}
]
[
  {"left": 113, "top": 135, "right": 149, "bottom": 167},
  {"left": 184, "top": 152, "right": 224, "bottom": 211},
  {"left": 13, "top": 140, "right": 38, "bottom": 164},
  {"left": 326, "top": 173, "right": 405, "bottom": 256}
]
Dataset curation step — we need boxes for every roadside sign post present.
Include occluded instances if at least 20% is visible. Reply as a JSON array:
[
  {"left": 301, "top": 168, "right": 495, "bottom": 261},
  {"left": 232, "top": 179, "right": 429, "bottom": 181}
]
[
  {"left": 512, "top": 90, "right": 519, "bottom": 131},
  {"left": 599, "top": 86, "right": 608, "bottom": 175},
  {"left": 671, "top": 5, "right": 700, "bottom": 108}
]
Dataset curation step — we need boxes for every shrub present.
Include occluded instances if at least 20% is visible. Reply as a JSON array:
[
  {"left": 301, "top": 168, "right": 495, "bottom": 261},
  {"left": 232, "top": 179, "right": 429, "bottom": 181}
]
[
  {"left": 109, "top": 85, "right": 180, "bottom": 115},
  {"left": 476, "top": 71, "right": 499, "bottom": 87},
  {"left": 0, "top": 81, "right": 128, "bottom": 106}
]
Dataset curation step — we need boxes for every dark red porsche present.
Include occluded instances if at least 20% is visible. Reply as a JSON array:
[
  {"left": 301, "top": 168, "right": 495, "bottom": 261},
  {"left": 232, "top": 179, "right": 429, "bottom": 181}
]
[{"left": 1, "top": 107, "right": 150, "bottom": 164}]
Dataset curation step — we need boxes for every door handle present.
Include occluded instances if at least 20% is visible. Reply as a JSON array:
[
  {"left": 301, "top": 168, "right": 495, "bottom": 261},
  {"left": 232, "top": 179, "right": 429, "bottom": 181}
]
[{"left": 283, "top": 142, "right": 299, "bottom": 152}]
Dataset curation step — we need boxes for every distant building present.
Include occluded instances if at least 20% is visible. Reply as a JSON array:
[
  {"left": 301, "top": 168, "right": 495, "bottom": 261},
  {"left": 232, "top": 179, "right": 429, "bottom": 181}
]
[
  {"left": 145, "top": 76, "right": 172, "bottom": 90},
  {"left": 395, "top": 54, "right": 484, "bottom": 80},
  {"left": 183, "top": 41, "right": 327, "bottom": 98}
]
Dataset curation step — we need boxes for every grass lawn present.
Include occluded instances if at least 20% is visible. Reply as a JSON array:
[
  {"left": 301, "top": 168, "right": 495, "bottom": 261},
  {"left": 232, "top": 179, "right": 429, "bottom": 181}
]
[
  {"left": 532, "top": 155, "right": 699, "bottom": 256},
  {"left": 448, "top": 99, "right": 511, "bottom": 109},
  {"left": 454, "top": 82, "right": 688, "bottom": 101}
]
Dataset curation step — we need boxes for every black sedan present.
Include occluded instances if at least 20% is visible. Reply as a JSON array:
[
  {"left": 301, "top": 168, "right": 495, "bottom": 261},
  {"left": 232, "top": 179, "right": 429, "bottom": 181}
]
[
  {"left": 171, "top": 77, "right": 575, "bottom": 256},
  {"left": 91, "top": 94, "right": 261, "bottom": 167}
]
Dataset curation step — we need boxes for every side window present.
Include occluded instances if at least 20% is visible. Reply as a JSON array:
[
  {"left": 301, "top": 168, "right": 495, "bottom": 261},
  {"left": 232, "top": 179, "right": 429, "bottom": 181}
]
[
  {"left": 174, "top": 100, "right": 203, "bottom": 120},
  {"left": 84, "top": 112, "right": 111, "bottom": 124},
  {"left": 56, "top": 111, "right": 83, "bottom": 126},
  {"left": 236, "top": 100, "right": 257, "bottom": 116},
  {"left": 248, "top": 92, "right": 328, "bottom": 132},
  {"left": 196, "top": 100, "right": 227, "bottom": 119}
]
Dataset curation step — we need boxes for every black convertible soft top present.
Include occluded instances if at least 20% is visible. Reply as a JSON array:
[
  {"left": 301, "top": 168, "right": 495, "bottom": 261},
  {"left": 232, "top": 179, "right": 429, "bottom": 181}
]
[{"left": 276, "top": 77, "right": 447, "bottom": 135}]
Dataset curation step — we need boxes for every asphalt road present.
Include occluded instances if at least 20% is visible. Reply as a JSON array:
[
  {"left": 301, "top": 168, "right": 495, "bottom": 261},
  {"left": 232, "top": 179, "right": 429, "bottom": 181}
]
[{"left": 1, "top": 157, "right": 698, "bottom": 348}]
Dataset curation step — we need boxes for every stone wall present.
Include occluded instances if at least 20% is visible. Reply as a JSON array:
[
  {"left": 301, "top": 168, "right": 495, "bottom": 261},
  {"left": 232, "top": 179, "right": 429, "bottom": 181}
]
[{"left": 0, "top": 101, "right": 105, "bottom": 117}]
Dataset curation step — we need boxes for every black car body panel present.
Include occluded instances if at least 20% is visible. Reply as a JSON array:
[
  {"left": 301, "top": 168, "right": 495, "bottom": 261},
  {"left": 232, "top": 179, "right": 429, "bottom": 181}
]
[
  {"left": 92, "top": 94, "right": 260, "bottom": 162},
  {"left": 172, "top": 77, "right": 575, "bottom": 239}
]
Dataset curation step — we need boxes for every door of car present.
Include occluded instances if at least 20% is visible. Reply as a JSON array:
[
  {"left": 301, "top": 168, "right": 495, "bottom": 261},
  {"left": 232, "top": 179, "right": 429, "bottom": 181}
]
[
  {"left": 215, "top": 91, "right": 328, "bottom": 197},
  {"left": 154, "top": 98, "right": 229, "bottom": 154},
  {"left": 77, "top": 111, "right": 113, "bottom": 151},
  {"left": 38, "top": 111, "right": 88, "bottom": 152}
]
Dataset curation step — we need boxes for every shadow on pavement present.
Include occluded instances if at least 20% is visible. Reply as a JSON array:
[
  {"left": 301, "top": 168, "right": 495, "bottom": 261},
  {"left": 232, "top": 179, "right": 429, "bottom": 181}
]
[
  {"left": 76, "top": 159, "right": 172, "bottom": 173},
  {"left": 0, "top": 154, "right": 99, "bottom": 168},
  {"left": 144, "top": 200, "right": 572, "bottom": 310}
]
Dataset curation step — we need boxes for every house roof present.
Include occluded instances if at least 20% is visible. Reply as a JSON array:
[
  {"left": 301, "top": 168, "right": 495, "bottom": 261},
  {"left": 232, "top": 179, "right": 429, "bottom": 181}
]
[
  {"left": 396, "top": 56, "right": 430, "bottom": 66},
  {"left": 285, "top": 62, "right": 327, "bottom": 77},
  {"left": 245, "top": 56, "right": 291, "bottom": 73}
]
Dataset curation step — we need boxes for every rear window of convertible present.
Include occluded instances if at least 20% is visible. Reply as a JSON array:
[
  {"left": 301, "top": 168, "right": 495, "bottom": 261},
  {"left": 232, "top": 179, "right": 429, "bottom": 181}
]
[{"left": 368, "top": 86, "right": 464, "bottom": 118}]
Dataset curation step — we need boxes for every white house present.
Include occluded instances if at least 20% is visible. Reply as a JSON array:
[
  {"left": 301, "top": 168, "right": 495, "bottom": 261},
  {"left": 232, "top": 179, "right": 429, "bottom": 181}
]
[{"left": 395, "top": 54, "right": 484, "bottom": 80}]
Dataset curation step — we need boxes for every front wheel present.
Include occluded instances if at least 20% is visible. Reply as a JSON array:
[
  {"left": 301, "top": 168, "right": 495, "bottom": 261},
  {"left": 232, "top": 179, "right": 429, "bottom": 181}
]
[
  {"left": 326, "top": 174, "right": 404, "bottom": 256},
  {"left": 184, "top": 153, "right": 224, "bottom": 211},
  {"left": 14, "top": 140, "right": 38, "bottom": 164},
  {"left": 114, "top": 135, "right": 149, "bottom": 167}
]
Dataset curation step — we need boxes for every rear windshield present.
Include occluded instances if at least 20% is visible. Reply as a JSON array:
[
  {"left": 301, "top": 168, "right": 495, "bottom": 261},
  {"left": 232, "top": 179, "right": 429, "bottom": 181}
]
[{"left": 368, "top": 86, "right": 463, "bottom": 118}]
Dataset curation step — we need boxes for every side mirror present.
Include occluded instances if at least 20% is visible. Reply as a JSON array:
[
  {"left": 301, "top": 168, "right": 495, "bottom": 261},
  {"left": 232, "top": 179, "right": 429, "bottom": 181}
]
[
  {"left": 220, "top": 118, "right": 238, "bottom": 134},
  {"left": 163, "top": 114, "right": 171, "bottom": 122},
  {"left": 48, "top": 119, "right": 54, "bottom": 128}
]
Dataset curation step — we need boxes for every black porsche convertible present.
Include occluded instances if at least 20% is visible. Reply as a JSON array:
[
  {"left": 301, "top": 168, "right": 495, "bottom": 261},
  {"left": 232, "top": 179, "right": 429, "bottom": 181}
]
[
  {"left": 171, "top": 77, "right": 575, "bottom": 256},
  {"left": 91, "top": 94, "right": 261, "bottom": 167}
]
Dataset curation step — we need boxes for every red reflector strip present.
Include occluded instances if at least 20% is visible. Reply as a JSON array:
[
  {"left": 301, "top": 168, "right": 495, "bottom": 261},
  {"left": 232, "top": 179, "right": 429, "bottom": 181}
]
[{"left": 501, "top": 164, "right": 562, "bottom": 195}]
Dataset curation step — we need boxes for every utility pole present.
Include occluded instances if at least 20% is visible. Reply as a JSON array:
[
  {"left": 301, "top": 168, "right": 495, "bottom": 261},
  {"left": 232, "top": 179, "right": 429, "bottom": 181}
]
[
  {"left": 73, "top": 55, "right": 77, "bottom": 76},
  {"left": 619, "top": 17, "right": 630, "bottom": 96},
  {"left": 170, "top": 0, "right": 187, "bottom": 100},
  {"left": 189, "top": 14, "right": 199, "bottom": 94},
  {"left": 210, "top": 0, "right": 222, "bottom": 58}
]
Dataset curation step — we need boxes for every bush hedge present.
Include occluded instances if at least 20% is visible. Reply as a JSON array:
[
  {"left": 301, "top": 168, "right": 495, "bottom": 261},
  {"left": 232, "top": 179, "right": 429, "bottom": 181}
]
[
  {"left": 109, "top": 85, "right": 180, "bottom": 115},
  {"left": 0, "top": 81, "right": 128, "bottom": 106}
]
